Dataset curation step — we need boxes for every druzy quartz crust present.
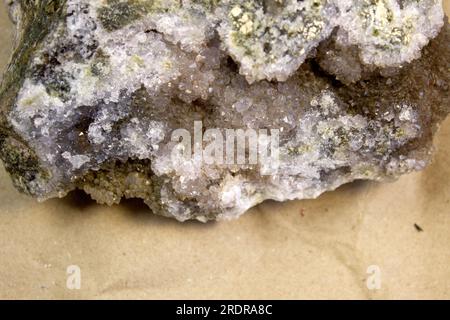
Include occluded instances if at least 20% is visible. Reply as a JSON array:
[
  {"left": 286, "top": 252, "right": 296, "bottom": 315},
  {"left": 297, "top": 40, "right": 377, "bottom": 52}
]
[{"left": 0, "top": 0, "right": 449, "bottom": 221}]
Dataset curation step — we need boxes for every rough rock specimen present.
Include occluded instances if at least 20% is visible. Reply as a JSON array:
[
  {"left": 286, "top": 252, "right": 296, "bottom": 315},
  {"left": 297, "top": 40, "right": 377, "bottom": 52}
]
[{"left": 0, "top": 0, "right": 449, "bottom": 221}]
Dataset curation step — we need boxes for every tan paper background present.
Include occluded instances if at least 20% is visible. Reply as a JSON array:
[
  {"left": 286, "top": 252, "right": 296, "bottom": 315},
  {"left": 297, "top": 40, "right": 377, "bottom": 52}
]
[{"left": 0, "top": 3, "right": 449, "bottom": 300}]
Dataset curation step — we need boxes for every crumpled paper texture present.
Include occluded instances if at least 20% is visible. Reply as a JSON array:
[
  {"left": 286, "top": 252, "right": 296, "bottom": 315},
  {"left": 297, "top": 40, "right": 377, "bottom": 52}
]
[{"left": 0, "top": 2, "right": 449, "bottom": 299}]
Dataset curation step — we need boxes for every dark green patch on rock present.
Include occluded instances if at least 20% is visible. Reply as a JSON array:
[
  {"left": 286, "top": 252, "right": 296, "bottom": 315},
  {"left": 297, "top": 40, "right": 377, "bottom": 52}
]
[{"left": 98, "top": 0, "right": 151, "bottom": 32}]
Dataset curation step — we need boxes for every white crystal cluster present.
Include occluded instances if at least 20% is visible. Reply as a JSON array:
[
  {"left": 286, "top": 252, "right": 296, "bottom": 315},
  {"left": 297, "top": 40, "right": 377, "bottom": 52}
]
[
  {"left": 335, "top": 0, "right": 444, "bottom": 66},
  {"left": 220, "top": 0, "right": 444, "bottom": 82},
  {"left": 2, "top": 0, "right": 448, "bottom": 221}
]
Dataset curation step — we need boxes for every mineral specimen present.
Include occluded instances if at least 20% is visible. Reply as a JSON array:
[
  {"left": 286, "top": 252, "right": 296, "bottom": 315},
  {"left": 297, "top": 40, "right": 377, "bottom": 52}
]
[{"left": 0, "top": 0, "right": 449, "bottom": 221}]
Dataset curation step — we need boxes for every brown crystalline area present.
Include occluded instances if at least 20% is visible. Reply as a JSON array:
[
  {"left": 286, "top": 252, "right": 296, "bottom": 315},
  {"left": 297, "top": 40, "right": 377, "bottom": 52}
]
[{"left": 331, "top": 22, "right": 450, "bottom": 161}]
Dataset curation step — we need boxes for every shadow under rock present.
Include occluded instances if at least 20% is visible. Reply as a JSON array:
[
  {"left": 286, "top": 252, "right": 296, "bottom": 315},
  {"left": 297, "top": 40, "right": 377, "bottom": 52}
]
[
  {"left": 257, "top": 179, "right": 374, "bottom": 211},
  {"left": 58, "top": 178, "right": 375, "bottom": 225},
  {"left": 61, "top": 189, "right": 98, "bottom": 211},
  {"left": 60, "top": 188, "right": 217, "bottom": 227}
]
